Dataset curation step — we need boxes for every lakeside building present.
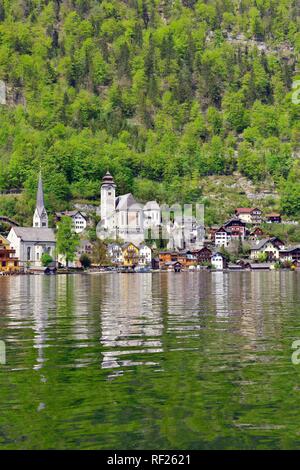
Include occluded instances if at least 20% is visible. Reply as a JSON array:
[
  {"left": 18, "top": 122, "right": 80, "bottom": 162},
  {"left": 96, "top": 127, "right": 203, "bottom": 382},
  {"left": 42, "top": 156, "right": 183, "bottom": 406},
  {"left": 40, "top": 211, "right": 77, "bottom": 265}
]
[
  {"left": 279, "top": 246, "right": 300, "bottom": 262},
  {"left": 122, "top": 242, "right": 139, "bottom": 267},
  {"left": 8, "top": 173, "right": 56, "bottom": 269},
  {"left": 250, "top": 237, "right": 285, "bottom": 260},
  {"left": 0, "top": 235, "right": 19, "bottom": 273},
  {"left": 211, "top": 252, "right": 227, "bottom": 270}
]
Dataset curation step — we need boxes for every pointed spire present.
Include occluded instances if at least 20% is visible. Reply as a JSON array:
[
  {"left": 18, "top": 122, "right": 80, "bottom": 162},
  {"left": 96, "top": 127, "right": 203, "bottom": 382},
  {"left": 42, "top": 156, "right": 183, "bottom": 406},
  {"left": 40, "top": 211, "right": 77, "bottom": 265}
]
[{"left": 36, "top": 170, "right": 45, "bottom": 216}]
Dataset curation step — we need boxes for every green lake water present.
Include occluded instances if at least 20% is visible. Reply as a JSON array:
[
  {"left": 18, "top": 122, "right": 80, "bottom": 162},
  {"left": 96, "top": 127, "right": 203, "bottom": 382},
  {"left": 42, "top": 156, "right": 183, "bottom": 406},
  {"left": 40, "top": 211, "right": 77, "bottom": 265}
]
[{"left": 1, "top": 271, "right": 300, "bottom": 450}]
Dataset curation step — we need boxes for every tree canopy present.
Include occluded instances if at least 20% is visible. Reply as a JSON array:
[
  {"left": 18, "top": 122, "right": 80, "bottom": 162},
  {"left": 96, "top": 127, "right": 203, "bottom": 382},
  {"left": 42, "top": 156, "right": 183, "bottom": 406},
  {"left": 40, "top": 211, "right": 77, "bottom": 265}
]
[{"left": 0, "top": 0, "right": 298, "bottom": 222}]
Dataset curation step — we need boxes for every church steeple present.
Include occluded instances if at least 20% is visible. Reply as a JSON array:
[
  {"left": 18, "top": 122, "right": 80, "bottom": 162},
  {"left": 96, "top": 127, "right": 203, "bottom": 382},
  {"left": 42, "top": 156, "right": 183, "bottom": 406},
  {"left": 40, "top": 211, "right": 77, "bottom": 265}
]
[{"left": 33, "top": 171, "right": 48, "bottom": 228}]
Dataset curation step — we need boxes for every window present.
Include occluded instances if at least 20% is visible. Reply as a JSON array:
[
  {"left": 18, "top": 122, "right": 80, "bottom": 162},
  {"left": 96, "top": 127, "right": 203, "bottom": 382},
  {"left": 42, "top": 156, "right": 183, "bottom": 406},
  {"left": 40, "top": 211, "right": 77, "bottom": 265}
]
[{"left": 27, "top": 247, "right": 31, "bottom": 261}]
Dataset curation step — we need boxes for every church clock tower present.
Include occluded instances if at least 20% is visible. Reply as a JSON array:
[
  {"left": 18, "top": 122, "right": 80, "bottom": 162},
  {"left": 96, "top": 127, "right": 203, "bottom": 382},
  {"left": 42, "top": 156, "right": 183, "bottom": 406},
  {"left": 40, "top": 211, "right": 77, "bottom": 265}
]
[
  {"left": 101, "top": 171, "right": 116, "bottom": 225},
  {"left": 33, "top": 171, "right": 48, "bottom": 228}
]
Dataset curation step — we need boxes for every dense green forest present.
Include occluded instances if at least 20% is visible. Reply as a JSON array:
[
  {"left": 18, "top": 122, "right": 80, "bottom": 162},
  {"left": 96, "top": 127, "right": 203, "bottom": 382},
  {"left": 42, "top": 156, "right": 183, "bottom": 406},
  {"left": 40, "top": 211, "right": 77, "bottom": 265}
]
[{"left": 0, "top": 0, "right": 299, "bottom": 225}]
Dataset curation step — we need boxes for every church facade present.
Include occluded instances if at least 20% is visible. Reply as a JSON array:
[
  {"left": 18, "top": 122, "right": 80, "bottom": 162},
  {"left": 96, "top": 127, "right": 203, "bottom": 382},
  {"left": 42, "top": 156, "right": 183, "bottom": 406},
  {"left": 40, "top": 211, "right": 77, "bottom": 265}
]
[
  {"left": 97, "top": 172, "right": 204, "bottom": 249},
  {"left": 98, "top": 172, "right": 160, "bottom": 246},
  {"left": 8, "top": 172, "right": 56, "bottom": 269}
]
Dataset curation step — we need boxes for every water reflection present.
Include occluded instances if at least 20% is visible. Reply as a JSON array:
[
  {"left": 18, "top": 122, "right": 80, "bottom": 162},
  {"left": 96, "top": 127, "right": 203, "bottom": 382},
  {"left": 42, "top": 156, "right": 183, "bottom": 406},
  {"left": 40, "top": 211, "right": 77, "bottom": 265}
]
[
  {"left": 1, "top": 272, "right": 300, "bottom": 449},
  {"left": 99, "top": 274, "right": 163, "bottom": 373}
]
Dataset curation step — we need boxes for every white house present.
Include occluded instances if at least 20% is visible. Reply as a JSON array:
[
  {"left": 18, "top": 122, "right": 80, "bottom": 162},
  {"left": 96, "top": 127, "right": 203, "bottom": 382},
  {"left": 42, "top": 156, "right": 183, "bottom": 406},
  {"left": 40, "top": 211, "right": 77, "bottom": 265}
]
[
  {"left": 211, "top": 252, "right": 227, "bottom": 270},
  {"left": 235, "top": 208, "right": 262, "bottom": 224},
  {"left": 56, "top": 210, "right": 87, "bottom": 234},
  {"left": 107, "top": 243, "right": 123, "bottom": 265},
  {"left": 8, "top": 173, "right": 56, "bottom": 268},
  {"left": 215, "top": 226, "right": 231, "bottom": 247},
  {"left": 250, "top": 237, "right": 285, "bottom": 260},
  {"left": 138, "top": 244, "right": 152, "bottom": 266}
]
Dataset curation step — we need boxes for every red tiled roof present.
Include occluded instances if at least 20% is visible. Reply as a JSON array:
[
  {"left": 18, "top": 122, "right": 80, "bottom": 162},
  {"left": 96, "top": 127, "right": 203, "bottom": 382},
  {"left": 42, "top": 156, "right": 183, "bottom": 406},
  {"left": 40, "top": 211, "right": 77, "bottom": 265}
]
[{"left": 235, "top": 208, "right": 259, "bottom": 214}]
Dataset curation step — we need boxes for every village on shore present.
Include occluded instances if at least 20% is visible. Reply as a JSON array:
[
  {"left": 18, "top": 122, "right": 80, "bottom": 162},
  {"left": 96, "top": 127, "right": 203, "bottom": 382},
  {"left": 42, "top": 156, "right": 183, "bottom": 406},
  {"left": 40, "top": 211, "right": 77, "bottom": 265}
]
[{"left": 0, "top": 171, "right": 300, "bottom": 275}]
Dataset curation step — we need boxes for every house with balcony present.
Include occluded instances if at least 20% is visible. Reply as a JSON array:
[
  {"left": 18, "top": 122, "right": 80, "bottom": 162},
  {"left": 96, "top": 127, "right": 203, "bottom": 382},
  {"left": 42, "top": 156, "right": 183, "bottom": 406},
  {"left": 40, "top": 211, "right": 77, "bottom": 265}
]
[
  {"left": 107, "top": 243, "right": 123, "bottom": 266},
  {"left": 250, "top": 237, "right": 285, "bottom": 261},
  {"left": 235, "top": 207, "right": 262, "bottom": 225},
  {"left": 122, "top": 242, "right": 139, "bottom": 267},
  {"left": 0, "top": 235, "right": 19, "bottom": 273},
  {"left": 215, "top": 226, "right": 231, "bottom": 247}
]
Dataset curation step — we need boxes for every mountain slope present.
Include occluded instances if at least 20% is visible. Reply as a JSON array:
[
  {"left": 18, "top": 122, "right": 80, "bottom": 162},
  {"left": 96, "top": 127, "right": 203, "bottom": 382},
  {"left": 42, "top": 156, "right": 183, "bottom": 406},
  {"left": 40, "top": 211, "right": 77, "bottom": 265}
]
[{"left": 0, "top": 0, "right": 299, "bottom": 225}]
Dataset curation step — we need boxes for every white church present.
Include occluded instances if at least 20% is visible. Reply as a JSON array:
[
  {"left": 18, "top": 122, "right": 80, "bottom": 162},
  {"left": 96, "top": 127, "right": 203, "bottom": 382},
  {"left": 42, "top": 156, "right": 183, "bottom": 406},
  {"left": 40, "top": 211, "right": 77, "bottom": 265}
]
[
  {"left": 98, "top": 172, "right": 204, "bottom": 249},
  {"left": 8, "top": 173, "right": 56, "bottom": 268}
]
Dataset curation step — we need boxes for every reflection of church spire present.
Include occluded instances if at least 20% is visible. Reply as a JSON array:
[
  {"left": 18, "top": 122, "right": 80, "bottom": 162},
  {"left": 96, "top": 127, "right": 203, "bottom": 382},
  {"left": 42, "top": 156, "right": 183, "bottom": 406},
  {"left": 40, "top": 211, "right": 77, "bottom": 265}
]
[{"left": 33, "top": 171, "right": 48, "bottom": 228}]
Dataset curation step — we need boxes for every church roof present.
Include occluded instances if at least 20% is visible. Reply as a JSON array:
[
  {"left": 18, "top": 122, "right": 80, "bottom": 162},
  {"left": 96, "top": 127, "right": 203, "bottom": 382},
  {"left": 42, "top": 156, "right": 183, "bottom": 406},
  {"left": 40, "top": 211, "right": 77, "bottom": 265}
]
[
  {"left": 11, "top": 227, "right": 55, "bottom": 243},
  {"left": 36, "top": 172, "right": 46, "bottom": 217},
  {"left": 102, "top": 171, "right": 115, "bottom": 186},
  {"left": 144, "top": 200, "right": 160, "bottom": 210},
  {"left": 115, "top": 193, "right": 139, "bottom": 211}
]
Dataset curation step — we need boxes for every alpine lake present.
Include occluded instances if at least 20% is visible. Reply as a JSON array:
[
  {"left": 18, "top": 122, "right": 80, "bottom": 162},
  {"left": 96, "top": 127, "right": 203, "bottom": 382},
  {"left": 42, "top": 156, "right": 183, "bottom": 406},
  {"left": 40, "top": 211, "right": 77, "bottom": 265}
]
[{"left": 1, "top": 271, "right": 300, "bottom": 450}]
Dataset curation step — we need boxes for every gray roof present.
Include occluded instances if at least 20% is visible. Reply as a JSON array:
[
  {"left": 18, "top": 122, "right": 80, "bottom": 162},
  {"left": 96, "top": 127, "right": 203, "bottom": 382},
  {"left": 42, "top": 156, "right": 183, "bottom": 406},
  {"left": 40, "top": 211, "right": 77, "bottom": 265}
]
[
  {"left": 144, "top": 200, "right": 160, "bottom": 210},
  {"left": 280, "top": 245, "right": 300, "bottom": 253},
  {"left": 249, "top": 263, "right": 271, "bottom": 269},
  {"left": 211, "top": 251, "right": 226, "bottom": 258},
  {"left": 115, "top": 193, "right": 139, "bottom": 211},
  {"left": 251, "top": 237, "right": 284, "bottom": 251},
  {"left": 250, "top": 238, "right": 270, "bottom": 250},
  {"left": 36, "top": 172, "right": 46, "bottom": 217},
  {"left": 12, "top": 227, "right": 56, "bottom": 242}
]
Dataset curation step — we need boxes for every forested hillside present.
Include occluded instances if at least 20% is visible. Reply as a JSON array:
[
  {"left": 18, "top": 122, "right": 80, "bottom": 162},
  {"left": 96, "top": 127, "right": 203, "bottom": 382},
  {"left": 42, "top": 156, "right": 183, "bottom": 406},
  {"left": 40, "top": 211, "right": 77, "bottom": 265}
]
[{"left": 0, "top": 0, "right": 299, "bottom": 225}]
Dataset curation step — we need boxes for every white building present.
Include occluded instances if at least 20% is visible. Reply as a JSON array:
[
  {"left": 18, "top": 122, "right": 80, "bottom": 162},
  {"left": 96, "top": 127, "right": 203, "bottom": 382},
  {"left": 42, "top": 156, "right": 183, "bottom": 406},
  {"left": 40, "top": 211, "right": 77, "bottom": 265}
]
[
  {"left": 107, "top": 243, "right": 123, "bottom": 265},
  {"left": 138, "top": 244, "right": 152, "bottom": 266},
  {"left": 56, "top": 210, "right": 87, "bottom": 234},
  {"left": 250, "top": 237, "right": 285, "bottom": 260},
  {"left": 8, "top": 173, "right": 56, "bottom": 268},
  {"left": 8, "top": 227, "right": 56, "bottom": 268},
  {"left": 215, "top": 226, "right": 231, "bottom": 247},
  {"left": 98, "top": 172, "right": 204, "bottom": 250},
  {"left": 211, "top": 252, "right": 227, "bottom": 270},
  {"left": 98, "top": 172, "right": 159, "bottom": 246}
]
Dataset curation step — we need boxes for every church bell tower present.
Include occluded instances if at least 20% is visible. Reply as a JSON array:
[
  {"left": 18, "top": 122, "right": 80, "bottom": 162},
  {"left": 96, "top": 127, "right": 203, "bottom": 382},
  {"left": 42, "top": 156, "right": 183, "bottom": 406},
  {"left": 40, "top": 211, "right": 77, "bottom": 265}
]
[
  {"left": 101, "top": 171, "right": 116, "bottom": 225},
  {"left": 33, "top": 171, "right": 48, "bottom": 228}
]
